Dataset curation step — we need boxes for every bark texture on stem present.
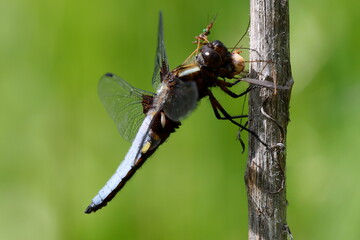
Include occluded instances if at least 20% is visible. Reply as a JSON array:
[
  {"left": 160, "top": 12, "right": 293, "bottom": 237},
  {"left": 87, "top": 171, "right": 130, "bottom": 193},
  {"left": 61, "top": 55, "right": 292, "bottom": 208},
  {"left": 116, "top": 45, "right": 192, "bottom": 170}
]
[{"left": 245, "top": 0, "right": 293, "bottom": 239}]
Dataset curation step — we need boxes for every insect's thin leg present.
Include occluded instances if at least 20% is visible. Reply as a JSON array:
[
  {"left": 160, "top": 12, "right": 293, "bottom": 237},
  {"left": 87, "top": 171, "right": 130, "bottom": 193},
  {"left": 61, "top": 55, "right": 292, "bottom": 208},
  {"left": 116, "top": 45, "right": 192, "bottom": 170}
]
[
  {"left": 216, "top": 114, "right": 248, "bottom": 120},
  {"left": 208, "top": 90, "right": 249, "bottom": 128},
  {"left": 236, "top": 120, "right": 249, "bottom": 153},
  {"left": 184, "top": 16, "right": 217, "bottom": 65},
  {"left": 215, "top": 79, "right": 253, "bottom": 98},
  {"left": 183, "top": 38, "right": 207, "bottom": 64},
  {"left": 231, "top": 47, "right": 262, "bottom": 58},
  {"left": 208, "top": 90, "right": 268, "bottom": 148},
  {"left": 208, "top": 90, "right": 249, "bottom": 152},
  {"left": 183, "top": 47, "right": 198, "bottom": 64},
  {"left": 222, "top": 79, "right": 241, "bottom": 87},
  {"left": 195, "top": 39, "right": 202, "bottom": 55},
  {"left": 211, "top": 80, "right": 250, "bottom": 119}
]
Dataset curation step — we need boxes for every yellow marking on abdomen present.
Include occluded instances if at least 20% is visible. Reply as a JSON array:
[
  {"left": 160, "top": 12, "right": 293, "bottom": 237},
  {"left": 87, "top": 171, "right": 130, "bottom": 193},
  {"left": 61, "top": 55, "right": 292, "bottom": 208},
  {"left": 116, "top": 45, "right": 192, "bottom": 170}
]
[{"left": 141, "top": 142, "right": 151, "bottom": 154}]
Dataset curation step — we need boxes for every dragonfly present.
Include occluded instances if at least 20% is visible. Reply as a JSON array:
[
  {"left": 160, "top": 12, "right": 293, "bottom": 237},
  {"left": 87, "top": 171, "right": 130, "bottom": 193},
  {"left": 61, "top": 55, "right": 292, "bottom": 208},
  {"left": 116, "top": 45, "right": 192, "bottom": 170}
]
[{"left": 84, "top": 12, "right": 269, "bottom": 214}]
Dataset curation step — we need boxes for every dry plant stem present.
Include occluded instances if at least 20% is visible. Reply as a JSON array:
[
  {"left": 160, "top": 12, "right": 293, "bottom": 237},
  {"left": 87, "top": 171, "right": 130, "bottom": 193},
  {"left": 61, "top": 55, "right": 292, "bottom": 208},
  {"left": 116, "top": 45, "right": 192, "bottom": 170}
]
[{"left": 245, "top": 0, "right": 293, "bottom": 239}]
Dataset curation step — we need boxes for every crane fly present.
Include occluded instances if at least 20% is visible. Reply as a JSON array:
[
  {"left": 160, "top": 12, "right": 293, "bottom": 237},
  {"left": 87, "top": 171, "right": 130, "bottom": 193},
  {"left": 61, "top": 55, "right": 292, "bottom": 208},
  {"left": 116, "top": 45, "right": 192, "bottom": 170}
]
[{"left": 85, "top": 12, "right": 266, "bottom": 214}]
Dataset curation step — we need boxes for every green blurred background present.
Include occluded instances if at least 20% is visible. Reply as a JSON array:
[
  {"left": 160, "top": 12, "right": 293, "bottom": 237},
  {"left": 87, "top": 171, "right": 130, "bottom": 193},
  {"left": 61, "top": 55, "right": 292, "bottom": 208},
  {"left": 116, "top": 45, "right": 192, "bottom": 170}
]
[{"left": 1, "top": 0, "right": 359, "bottom": 239}]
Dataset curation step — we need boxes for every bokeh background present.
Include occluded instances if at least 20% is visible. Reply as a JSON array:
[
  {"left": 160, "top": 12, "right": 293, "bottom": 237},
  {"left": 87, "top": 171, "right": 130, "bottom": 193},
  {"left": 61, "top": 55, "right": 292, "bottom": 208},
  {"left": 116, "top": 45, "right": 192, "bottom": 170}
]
[{"left": 1, "top": 0, "right": 359, "bottom": 239}]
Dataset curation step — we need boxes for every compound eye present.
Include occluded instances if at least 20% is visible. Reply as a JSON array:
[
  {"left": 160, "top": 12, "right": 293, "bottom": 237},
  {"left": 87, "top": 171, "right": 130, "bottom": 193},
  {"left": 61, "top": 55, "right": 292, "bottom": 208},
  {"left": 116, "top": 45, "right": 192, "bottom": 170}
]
[{"left": 202, "top": 47, "right": 221, "bottom": 67}]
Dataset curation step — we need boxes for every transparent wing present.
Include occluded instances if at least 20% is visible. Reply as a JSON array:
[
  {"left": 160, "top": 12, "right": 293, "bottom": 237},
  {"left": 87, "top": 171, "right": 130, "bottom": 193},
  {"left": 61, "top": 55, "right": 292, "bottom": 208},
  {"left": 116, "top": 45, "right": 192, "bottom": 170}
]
[
  {"left": 98, "top": 73, "right": 155, "bottom": 142},
  {"left": 152, "top": 11, "right": 169, "bottom": 91},
  {"left": 163, "top": 79, "right": 199, "bottom": 121}
]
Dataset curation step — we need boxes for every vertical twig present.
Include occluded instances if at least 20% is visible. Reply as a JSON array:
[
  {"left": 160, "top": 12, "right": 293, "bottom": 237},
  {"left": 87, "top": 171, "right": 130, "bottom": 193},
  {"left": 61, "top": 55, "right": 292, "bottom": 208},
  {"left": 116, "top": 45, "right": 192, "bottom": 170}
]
[{"left": 245, "top": 0, "right": 293, "bottom": 239}]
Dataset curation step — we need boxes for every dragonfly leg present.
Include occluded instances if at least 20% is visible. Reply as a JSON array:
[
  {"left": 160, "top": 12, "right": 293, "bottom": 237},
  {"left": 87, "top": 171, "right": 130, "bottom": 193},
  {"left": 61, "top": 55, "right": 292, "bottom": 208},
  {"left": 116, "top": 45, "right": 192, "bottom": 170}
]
[
  {"left": 215, "top": 79, "right": 254, "bottom": 98},
  {"left": 208, "top": 90, "right": 268, "bottom": 148},
  {"left": 216, "top": 114, "right": 248, "bottom": 120}
]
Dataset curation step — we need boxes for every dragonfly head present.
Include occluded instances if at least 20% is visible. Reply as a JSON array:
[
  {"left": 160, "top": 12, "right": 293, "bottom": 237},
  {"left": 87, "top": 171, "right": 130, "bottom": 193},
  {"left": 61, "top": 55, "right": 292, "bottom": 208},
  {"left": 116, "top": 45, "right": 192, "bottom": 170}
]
[
  {"left": 196, "top": 40, "right": 242, "bottom": 79},
  {"left": 197, "top": 44, "right": 222, "bottom": 69}
]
